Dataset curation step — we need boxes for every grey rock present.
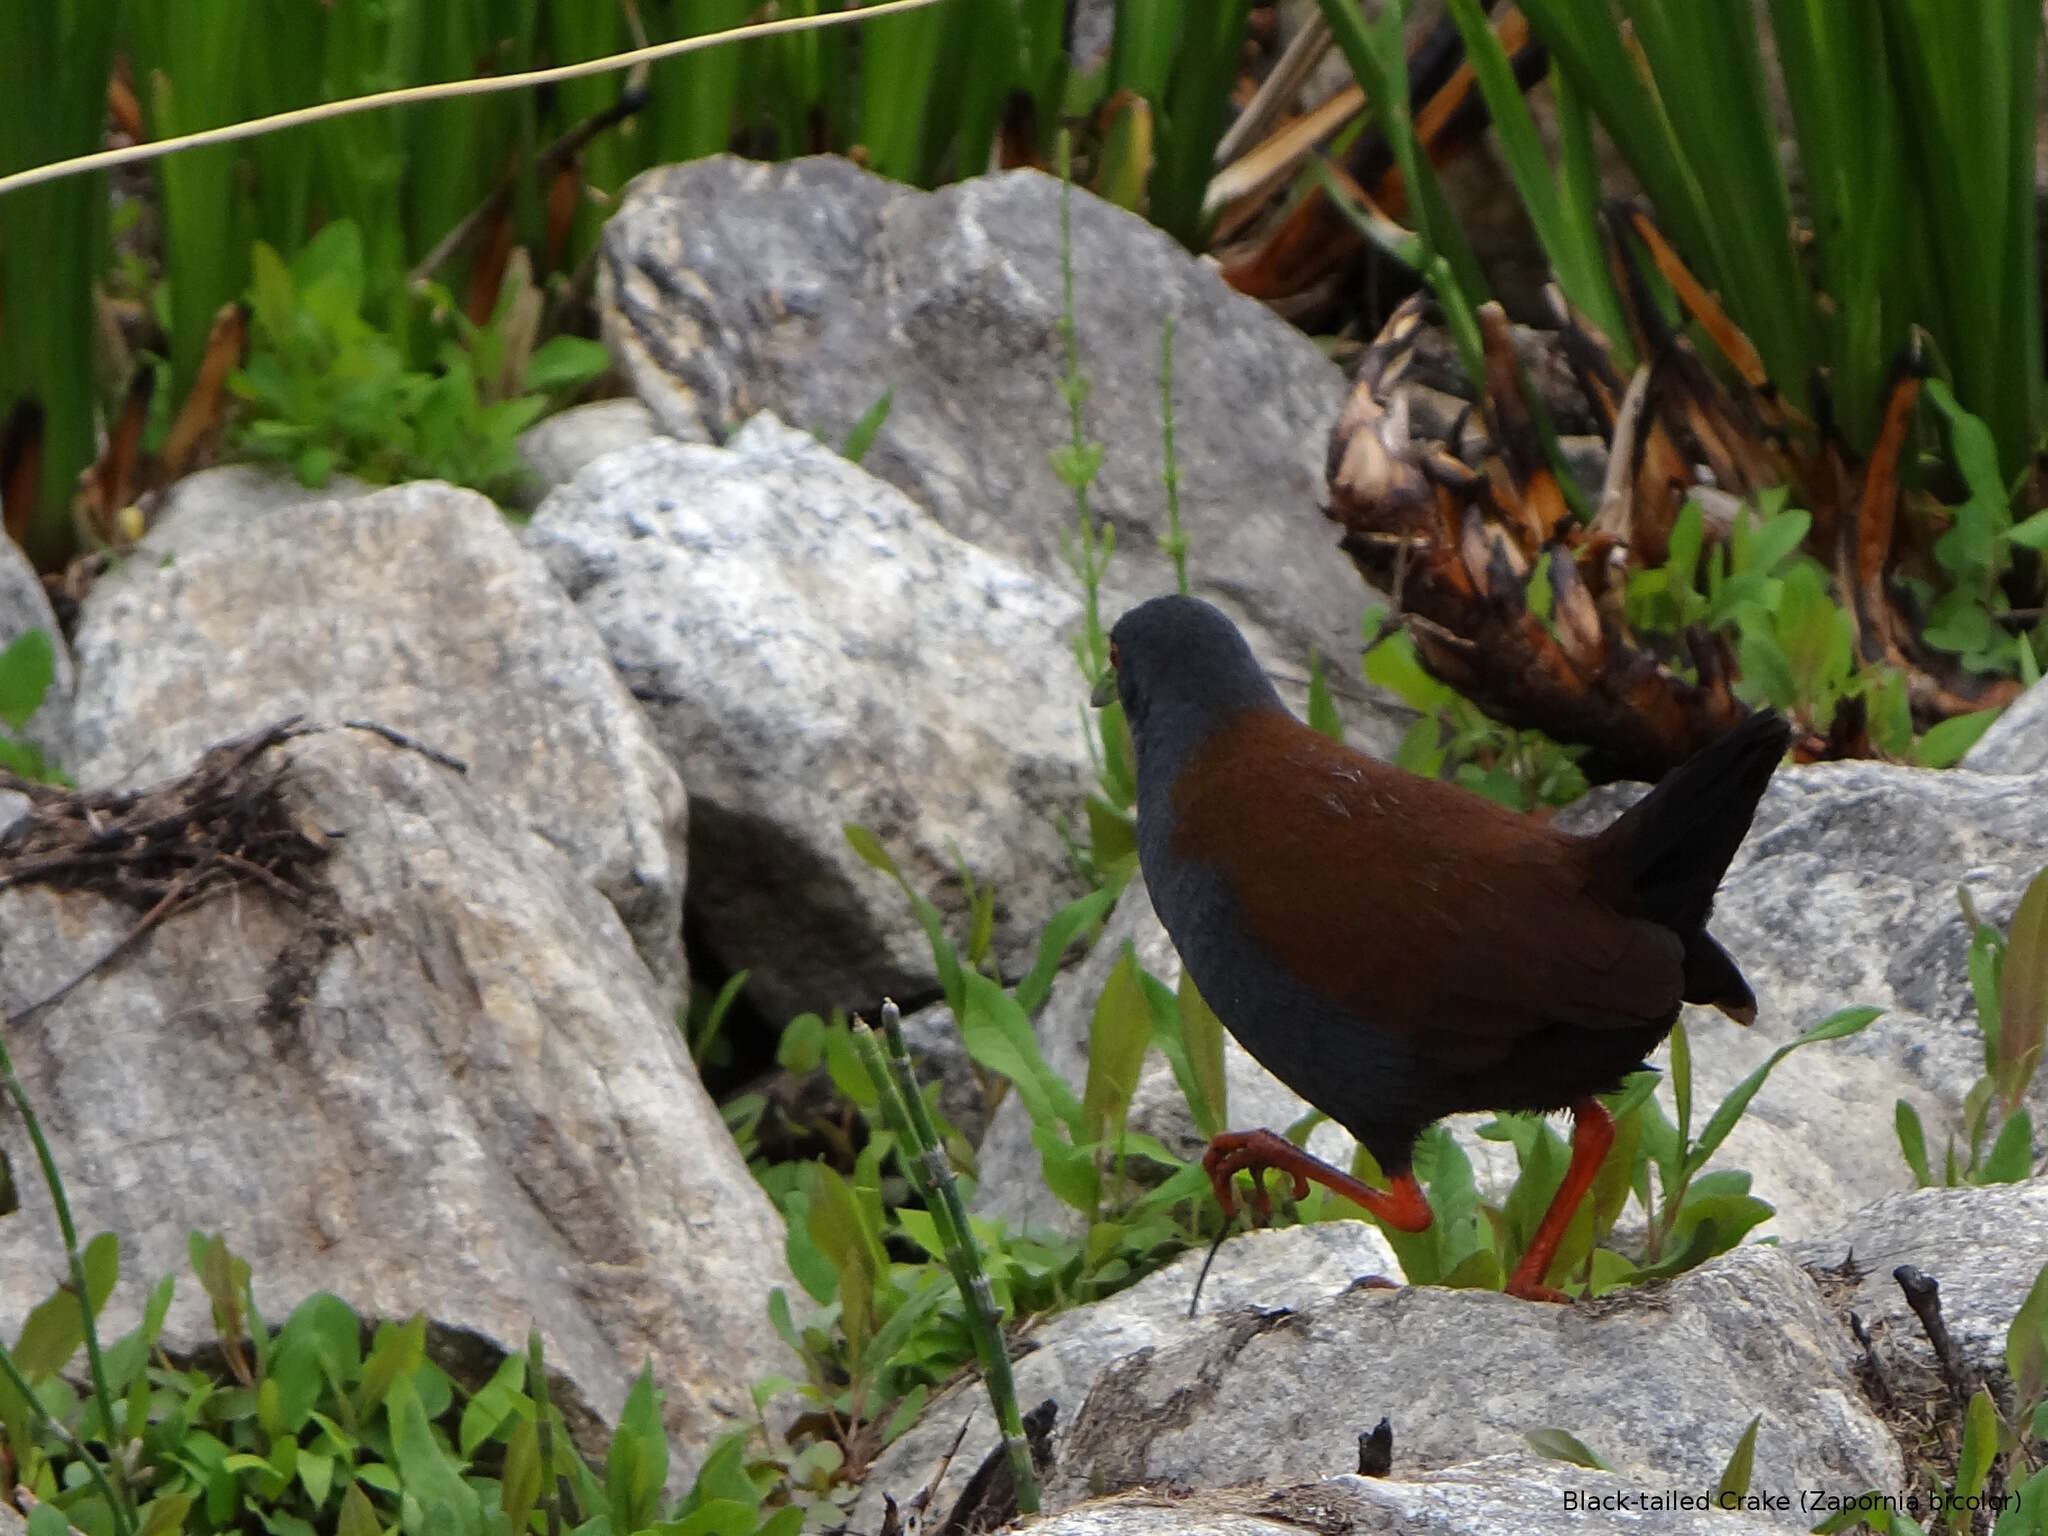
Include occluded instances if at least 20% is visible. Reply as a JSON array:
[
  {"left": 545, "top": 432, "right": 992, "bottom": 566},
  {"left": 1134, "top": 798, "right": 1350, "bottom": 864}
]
[
  {"left": 1047, "top": 1247, "right": 1896, "bottom": 1518},
  {"left": 854, "top": 1222, "right": 1401, "bottom": 1533},
  {"left": 598, "top": 155, "right": 1405, "bottom": 755},
  {"left": 0, "top": 731, "right": 790, "bottom": 1485},
  {"left": 513, "top": 397, "right": 673, "bottom": 510},
  {"left": 867, "top": 1244, "right": 1897, "bottom": 1530},
  {"left": 1963, "top": 680, "right": 2048, "bottom": 775},
  {"left": 1792, "top": 1181, "right": 2048, "bottom": 1400},
  {"left": 0, "top": 527, "right": 72, "bottom": 770},
  {"left": 68, "top": 469, "right": 689, "bottom": 1007},
  {"left": 1027, "top": 1461, "right": 1807, "bottom": 1536},
  {"left": 1659, "top": 761, "right": 2048, "bottom": 1239},
  {"left": 525, "top": 415, "right": 1093, "bottom": 1021}
]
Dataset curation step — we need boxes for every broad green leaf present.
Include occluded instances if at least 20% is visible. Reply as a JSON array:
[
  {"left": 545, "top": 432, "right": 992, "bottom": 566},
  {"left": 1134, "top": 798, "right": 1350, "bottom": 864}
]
[
  {"left": 603, "top": 1365, "right": 668, "bottom": 1533},
  {"left": 522, "top": 336, "right": 610, "bottom": 395},
  {"left": 272, "top": 1292, "right": 362, "bottom": 1434},
  {"left": 1916, "top": 708, "right": 2001, "bottom": 768},
  {"left": 807, "top": 1165, "right": 877, "bottom": 1360},
  {"left": 388, "top": 1378, "right": 482, "bottom": 1536},
  {"left": 458, "top": 1352, "right": 527, "bottom": 1458},
  {"left": 1974, "top": 1109, "right": 2033, "bottom": 1184},
  {"left": 883, "top": 1383, "right": 929, "bottom": 1446},
  {"left": 1176, "top": 974, "right": 1228, "bottom": 1140},
  {"left": 776, "top": 1013, "right": 826, "bottom": 1074},
  {"left": 1032, "top": 1125, "right": 1101, "bottom": 1213},
  {"left": 337, "top": 1481, "right": 382, "bottom": 1536},
  {"left": 190, "top": 1231, "right": 249, "bottom": 1349},
  {"left": 1714, "top": 1415, "right": 1760, "bottom": 1503},
  {"left": 1015, "top": 885, "right": 1117, "bottom": 1016},
  {"left": 2005, "top": 1261, "right": 2048, "bottom": 1412},
  {"left": 101, "top": 1270, "right": 176, "bottom": 1397},
  {"left": 1683, "top": 1007, "right": 1883, "bottom": 1178},
  {"left": 861, "top": 1271, "right": 952, "bottom": 1378},
  {"left": 2008, "top": 507, "right": 2048, "bottom": 550},
  {"left": 297, "top": 1450, "right": 335, "bottom": 1509},
  {"left": 356, "top": 1314, "right": 426, "bottom": 1415},
  {"left": 137, "top": 1495, "right": 194, "bottom": 1536},
  {"left": 1924, "top": 379, "right": 2011, "bottom": 568},
  {"left": 1997, "top": 864, "right": 2048, "bottom": 1109},
  {"left": 1955, "top": 1386, "right": 1997, "bottom": 1502},
  {"left": 499, "top": 1417, "right": 541, "bottom": 1532},
  {"left": 1670, "top": 1020, "right": 1693, "bottom": 1152},
  {"left": 1894, "top": 1100, "right": 1933, "bottom": 1186},
  {"left": 0, "top": 629, "right": 55, "bottom": 729},
  {"left": 1524, "top": 1427, "right": 1611, "bottom": 1471},
  {"left": 12, "top": 1231, "right": 120, "bottom": 1378},
  {"left": 956, "top": 970, "right": 1081, "bottom": 1135},
  {"left": 1083, "top": 946, "right": 1153, "bottom": 1143},
  {"left": 671, "top": 1501, "right": 761, "bottom": 1536},
  {"left": 1495, "top": 1118, "right": 1569, "bottom": 1272},
  {"left": 1306, "top": 651, "right": 1344, "bottom": 741},
  {"left": 684, "top": 1431, "right": 758, "bottom": 1511}
]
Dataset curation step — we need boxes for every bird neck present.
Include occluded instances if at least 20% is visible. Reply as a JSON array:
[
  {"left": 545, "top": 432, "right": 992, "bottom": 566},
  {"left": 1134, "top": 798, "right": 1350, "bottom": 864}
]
[{"left": 1132, "top": 690, "right": 1287, "bottom": 820}]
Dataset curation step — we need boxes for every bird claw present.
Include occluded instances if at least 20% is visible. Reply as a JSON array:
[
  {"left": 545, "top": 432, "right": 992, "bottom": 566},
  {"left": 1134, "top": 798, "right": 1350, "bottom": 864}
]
[{"left": 1203, "top": 1141, "right": 1310, "bottom": 1227}]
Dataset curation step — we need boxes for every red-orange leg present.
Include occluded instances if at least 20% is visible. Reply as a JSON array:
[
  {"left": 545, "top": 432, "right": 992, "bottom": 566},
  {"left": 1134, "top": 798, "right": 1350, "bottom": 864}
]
[
  {"left": 1504, "top": 1097, "right": 1616, "bottom": 1303},
  {"left": 1201, "top": 1128, "right": 1434, "bottom": 1232}
]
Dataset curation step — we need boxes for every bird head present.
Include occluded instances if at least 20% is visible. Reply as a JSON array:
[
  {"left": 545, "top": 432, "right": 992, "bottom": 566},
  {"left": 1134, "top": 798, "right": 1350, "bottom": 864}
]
[{"left": 1090, "top": 596, "right": 1285, "bottom": 778}]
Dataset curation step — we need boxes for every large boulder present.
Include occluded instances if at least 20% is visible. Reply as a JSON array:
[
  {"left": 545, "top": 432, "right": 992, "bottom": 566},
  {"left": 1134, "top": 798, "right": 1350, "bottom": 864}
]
[
  {"left": 524, "top": 415, "right": 1094, "bottom": 1022},
  {"left": 596, "top": 154, "right": 1406, "bottom": 754},
  {"left": 66, "top": 469, "right": 688, "bottom": 1007},
  {"left": 855, "top": 1222, "right": 1400, "bottom": 1533},
  {"left": 1617, "top": 759, "right": 2048, "bottom": 1234},
  {"left": 0, "top": 731, "right": 789, "bottom": 1484},
  {"left": 861, "top": 1241, "right": 1899, "bottom": 1531}
]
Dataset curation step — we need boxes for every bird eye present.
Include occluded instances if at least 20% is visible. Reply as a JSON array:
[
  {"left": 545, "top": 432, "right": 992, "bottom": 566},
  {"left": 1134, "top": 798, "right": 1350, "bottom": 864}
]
[{"left": 1109, "top": 642, "right": 1120, "bottom": 670}]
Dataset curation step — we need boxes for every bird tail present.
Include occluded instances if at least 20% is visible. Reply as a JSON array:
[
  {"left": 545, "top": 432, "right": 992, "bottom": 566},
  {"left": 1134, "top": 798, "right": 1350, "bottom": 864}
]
[{"left": 1591, "top": 710, "right": 1791, "bottom": 1022}]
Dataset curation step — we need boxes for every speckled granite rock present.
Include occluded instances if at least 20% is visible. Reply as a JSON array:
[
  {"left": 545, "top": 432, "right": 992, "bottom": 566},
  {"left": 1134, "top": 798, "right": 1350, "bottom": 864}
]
[
  {"left": 596, "top": 154, "right": 1406, "bottom": 755},
  {"left": 524, "top": 413, "right": 1093, "bottom": 1021}
]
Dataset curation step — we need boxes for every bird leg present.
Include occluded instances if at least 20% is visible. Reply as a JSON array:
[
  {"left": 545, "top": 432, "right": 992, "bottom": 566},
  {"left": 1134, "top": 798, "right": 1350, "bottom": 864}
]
[
  {"left": 1504, "top": 1097, "right": 1616, "bottom": 1303},
  {"left": 1202, "top": 1128, "right": 1434, "bottom": 1232}
]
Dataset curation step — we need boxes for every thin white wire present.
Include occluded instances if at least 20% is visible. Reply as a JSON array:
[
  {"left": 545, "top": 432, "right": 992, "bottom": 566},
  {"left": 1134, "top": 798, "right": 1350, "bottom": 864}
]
[{"left": 0, "top": 0, "right": 949, "bottom": 199}]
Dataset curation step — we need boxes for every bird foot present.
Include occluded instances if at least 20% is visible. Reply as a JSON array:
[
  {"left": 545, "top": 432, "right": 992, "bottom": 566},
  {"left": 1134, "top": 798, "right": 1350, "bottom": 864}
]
[
  {"left": 1202, "top": 1128, "right": 1435, "bottom": 1235},
  {"left": 1503, "top": 1275, "right": 1571, "bottom": 1304},
  {"left": 1202, "top": 1131, "right": 1310, "bottom": 1225}
]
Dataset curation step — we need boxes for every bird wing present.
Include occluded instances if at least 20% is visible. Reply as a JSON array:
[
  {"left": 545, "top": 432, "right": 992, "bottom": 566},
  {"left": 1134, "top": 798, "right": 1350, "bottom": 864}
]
[{"left": 1170, "top": 712, "right": 1684, "bottom": 1070}]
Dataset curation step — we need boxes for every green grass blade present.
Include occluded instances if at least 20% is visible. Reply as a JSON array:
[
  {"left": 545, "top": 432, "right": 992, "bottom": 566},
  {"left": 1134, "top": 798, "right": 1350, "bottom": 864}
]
[
  {"left": 1315, "top": 0, "right": 1488, "bottom": 304},
  {"left": 1443, "top": 0, "right": 1624, "bottom": 347},
  {"left": 0, "top": 0, "right": 119, "bottom": 566},
  {"left": 862, "top": 2, "right": 950, "bottom": 183}
]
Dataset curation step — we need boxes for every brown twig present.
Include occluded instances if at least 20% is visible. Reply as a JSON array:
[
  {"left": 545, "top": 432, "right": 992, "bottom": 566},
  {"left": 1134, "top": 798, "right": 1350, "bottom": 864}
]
[
  {"left": 342, "top": 719, "right": 469, "bottom": 773},
  {"left": 0, "top": 717, "right": 337, "bottom": 1026},
  {"left": 1357, "top": 1417, "right": 1393, "bottom": 1476},
  {"left": 1894, "top": 1266, "right": 1978, "bottom": 1412},
  {"left": 1849, "top": 1309, "right": 1895, "bottom": 1412}
]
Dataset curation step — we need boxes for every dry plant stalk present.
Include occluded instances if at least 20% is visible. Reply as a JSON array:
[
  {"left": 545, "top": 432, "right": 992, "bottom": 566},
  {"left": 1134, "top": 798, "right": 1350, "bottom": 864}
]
[{"left": 1325, "top": 201, "right": 2024, "bottom": 780}]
